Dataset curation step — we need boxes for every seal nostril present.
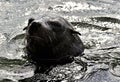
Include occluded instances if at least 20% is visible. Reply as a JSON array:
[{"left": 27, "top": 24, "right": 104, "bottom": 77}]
[{"left": 28, "top": 22, "right": 40, "bottom": 34}]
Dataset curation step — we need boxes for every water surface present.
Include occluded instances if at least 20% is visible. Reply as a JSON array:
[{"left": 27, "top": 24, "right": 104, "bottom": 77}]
[{"left": 0, "top": 0, "right": 120, "bottom": 82}]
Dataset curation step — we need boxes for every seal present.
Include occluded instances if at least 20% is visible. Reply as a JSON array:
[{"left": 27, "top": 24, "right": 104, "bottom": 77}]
[{"left": 23, "top": 15, "right": 84, "bottom": 73}]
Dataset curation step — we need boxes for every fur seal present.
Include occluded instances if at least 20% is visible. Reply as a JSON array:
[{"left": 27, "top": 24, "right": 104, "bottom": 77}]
[{"left": 23, "top": 15, "right": 84, "bottom": 73}]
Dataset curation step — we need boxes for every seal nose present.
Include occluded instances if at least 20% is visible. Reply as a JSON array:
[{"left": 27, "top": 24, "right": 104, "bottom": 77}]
[{"left": 28, "top": 22, "right": 40, "bottom": 34}]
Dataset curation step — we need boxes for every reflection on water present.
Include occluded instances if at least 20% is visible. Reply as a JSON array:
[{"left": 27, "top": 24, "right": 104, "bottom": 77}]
[
  {"left": 0, "top": 0, "right": 120, "bottom": 82},
  {"left": 0, "top": 57, "right": 34, "bottom": 82}
]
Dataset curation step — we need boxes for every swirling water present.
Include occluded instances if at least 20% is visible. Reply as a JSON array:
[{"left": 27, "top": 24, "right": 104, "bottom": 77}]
[{"left": 0, "top": 0, "right": 120, "bottom": 82}]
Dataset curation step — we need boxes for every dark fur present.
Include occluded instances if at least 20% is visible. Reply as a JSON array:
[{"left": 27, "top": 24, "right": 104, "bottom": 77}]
[{"left": 24, "top": 16, "right": 84, "bottom": 73}]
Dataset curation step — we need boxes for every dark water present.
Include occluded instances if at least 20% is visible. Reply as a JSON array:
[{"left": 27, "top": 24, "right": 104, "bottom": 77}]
[{"left": 0, "top": 0, "right": 120, "bottom": 82}]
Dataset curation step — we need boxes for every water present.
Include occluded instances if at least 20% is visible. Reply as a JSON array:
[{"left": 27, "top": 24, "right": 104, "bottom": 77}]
[{"left": 0, "top": 0, "right": 120, "bottom": 82}]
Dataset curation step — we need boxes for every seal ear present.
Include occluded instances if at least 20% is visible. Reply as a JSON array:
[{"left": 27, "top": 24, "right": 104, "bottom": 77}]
[
  {"left": 69, "top": 29, "right": 81, "bottom": 35},
  {"left": 23, "top": 18, "right": 35, "bottom": 30},
  {"left": 28, "top": 18, "right": 35, "bottom": 25}
]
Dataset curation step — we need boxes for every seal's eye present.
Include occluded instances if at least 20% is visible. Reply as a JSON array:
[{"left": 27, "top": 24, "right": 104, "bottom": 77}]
[
  {"left": 47, "top": 21, "right": 61, "bottom": 27},
  {"left": 47, "top": 21, "right": 64, "bottom": 32}
]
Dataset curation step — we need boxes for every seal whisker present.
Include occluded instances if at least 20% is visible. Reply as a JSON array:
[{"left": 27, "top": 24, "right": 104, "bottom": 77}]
[{"left": 28, "top": 35, "right": 44, "bottom": 40}]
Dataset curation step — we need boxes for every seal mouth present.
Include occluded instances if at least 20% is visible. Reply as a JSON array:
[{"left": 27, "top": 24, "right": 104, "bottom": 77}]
[
  {"left": 27, "top": 33, "right": 54, "bottom": 44},
  {"left": 27, "top": 35, "right": 44, "bottom": 41}
]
